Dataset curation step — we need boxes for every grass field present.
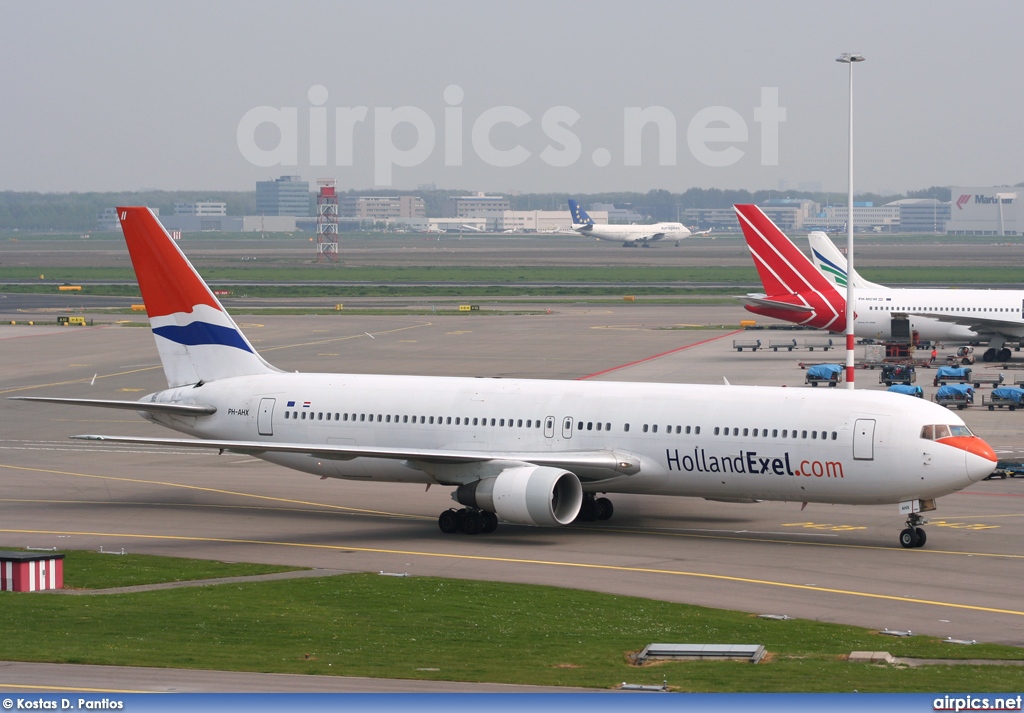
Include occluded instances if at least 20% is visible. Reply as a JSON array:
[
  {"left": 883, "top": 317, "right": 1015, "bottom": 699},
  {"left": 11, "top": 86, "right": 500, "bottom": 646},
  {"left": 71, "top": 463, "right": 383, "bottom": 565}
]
[
  {"left": 1, "top": 551, "right": 1022, "bottom": 692},
  {"left": 0, "top": 264, "right": 1022, "bottom": 300}
]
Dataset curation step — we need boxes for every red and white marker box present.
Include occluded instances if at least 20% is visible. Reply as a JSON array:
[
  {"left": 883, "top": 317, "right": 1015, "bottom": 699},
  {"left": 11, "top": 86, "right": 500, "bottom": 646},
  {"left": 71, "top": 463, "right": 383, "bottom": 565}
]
[{"left": 0, "top": 551, "right": 65, "bottom": 591}]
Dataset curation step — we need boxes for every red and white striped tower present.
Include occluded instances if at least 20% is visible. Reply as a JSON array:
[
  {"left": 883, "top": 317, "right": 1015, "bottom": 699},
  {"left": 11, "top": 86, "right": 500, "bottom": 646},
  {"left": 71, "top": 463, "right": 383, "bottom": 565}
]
[{"left": 316, "top": 178, "right": 339, "bottom": 263}]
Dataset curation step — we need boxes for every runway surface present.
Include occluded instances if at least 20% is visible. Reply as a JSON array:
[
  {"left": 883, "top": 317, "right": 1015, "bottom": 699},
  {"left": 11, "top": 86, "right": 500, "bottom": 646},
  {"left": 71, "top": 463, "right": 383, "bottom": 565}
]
[{"left": 1, "top": 303, "right": 1023, "bottom": 691}]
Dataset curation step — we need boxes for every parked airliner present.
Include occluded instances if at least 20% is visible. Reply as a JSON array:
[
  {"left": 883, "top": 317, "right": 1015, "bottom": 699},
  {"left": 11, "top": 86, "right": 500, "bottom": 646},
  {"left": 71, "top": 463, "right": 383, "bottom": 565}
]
[
  {"left": 568, "top": 200, "right": 690, "bottom": 247},
  {"left": 12, "top": 207, "right": 996, "bottom": 548},
  {"left": 807, "top": 231, "right": 1024, "bottom": 361},
  {"left": 737, "top": 205, "right": 1024, "bottom": 361}
]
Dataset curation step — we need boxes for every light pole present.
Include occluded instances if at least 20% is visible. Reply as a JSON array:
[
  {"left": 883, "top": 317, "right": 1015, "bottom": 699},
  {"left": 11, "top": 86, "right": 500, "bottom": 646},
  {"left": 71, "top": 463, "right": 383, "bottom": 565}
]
[{"left": 836, "top": 52, "right": 865, "bottom": 389}]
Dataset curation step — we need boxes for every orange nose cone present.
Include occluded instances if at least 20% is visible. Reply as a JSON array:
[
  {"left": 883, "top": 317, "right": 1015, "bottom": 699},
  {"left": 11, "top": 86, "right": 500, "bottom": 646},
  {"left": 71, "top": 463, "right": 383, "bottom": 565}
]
[{"left": 938, "top": 435, "right": 998, "bottom": 482}]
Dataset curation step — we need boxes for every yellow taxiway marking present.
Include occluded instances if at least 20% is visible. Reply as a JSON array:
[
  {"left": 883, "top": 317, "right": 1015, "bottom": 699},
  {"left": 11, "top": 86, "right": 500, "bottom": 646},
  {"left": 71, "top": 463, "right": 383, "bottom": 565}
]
[
  {"left": 782, "top": 522, "right": 868, "bottom": 531},
  {"left": 3, "top": 525, "right": 1023, "bottom": 618},
  {"left": 1, "top": 462, "right": 1022, "bottom": 559},
  {"left": 445, "top": 330, "right": 472, "bottom": 335},
  {"left": 931, "top": 520, "right": 1001, "bottom": 530},
  {"left": 0, "top": 464, "right": 420, "bottom": 520}
]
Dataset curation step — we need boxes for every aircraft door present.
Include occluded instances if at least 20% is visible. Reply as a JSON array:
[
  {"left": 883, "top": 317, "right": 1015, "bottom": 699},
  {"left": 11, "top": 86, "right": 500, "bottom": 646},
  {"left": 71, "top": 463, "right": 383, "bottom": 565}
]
[
  {"left": 562, "top": 417, "right": 573, "bottom": 439},
  {"left": 258, "top": 398, "right": 275, "bottom": 436},
  {"left": 853, "top": 418, "right": 875, "bottom": 460},
  {"left": 544, "top": 416, "right": 555, "bottom": 438}
]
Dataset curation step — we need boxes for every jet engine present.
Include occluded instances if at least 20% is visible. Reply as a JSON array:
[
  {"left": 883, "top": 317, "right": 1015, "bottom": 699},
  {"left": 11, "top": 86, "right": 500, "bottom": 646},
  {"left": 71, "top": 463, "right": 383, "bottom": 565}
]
[{"left": 455, "top": 465, "right": 583, "bottom": 527}]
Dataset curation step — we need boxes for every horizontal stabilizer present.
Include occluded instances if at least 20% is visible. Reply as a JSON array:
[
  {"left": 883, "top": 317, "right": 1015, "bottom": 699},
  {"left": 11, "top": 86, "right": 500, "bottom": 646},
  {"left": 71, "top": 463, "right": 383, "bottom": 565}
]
[
  {"left": 739, "top": 295, "right": 813, "bottom": 313},
  {"left": 10, "top": 396, "right": 216, "bottom": 416}
]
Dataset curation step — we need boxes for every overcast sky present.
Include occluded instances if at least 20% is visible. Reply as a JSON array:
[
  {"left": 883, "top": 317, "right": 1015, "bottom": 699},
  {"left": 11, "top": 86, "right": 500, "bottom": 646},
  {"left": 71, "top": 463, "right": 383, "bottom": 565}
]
[{"left": 2, "top": 0, "right": 1022, "bottom": 195}]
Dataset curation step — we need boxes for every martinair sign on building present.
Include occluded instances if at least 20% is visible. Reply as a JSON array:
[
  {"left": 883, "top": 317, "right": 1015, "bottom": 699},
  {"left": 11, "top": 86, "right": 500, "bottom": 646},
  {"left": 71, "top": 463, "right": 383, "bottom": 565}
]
[{"left": 947, "top": 186, "right": 1020, "bottom": 234}]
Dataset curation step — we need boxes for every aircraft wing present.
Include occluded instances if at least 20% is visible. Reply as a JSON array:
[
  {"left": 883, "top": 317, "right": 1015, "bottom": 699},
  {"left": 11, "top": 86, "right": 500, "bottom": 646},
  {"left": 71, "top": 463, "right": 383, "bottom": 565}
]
[
  {"left": 70, "top": 434, "right": 641, "bottom": 482},
  {"left": 738, "top": 294, "right": 813, "bottom": 313},
  {"left": 911, "top": 313, "right": 1024, "bottom": 340},
  {"left": 9, "top": 396, "right": 216, "bottom": 416}
]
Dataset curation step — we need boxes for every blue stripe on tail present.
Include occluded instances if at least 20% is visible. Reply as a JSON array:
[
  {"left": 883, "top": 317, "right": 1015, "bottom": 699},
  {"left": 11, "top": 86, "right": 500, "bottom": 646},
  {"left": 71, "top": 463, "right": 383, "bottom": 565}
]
[{"left": 153, "top": 322, "right": 254, "bottom": 352}]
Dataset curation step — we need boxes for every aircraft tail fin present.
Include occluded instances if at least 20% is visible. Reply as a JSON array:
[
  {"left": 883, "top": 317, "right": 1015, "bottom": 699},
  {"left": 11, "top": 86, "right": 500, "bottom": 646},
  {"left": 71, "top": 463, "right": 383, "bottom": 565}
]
[
  {"left": 808, "top": 231, "right": 885, "bottom": 290},
  {"left": 116, "top": 207, "right": 280, "bottom": 388},
  {"left": 568, "top": 199, "right": 593, "bottom": 226},
  {"left": 734, "top": 205, "right": 839, "bottom": 299}
]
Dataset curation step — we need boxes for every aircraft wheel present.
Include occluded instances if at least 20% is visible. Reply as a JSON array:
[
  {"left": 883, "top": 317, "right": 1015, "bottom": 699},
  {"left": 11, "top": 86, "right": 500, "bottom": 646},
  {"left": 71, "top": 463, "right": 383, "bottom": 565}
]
[
  {"left": 438, "top": 509, "right": 461, "bottom": 534},
  {"left": 899, "top": 528, "right": 918, "bottom": 548},
  {"left": 462, "top": 509, "right": 484, "bottom": 535},
  {"left": 576, "top": 497, "right": 598, "bottom": 522},
  {"left": 914, "top": 527, "right": 927, "bottom": 548},
  {"left": 595, "top": 497, "right": 614, "bottom": 521},
  {"left": 999, "top": 348, "right": 1012, "bottom": 361},
  {"left": 982, "top": 349, "right": 995, "bottom": 362},
  {"left": 481, "top": 511, "right": 498, "bottom": 533}
]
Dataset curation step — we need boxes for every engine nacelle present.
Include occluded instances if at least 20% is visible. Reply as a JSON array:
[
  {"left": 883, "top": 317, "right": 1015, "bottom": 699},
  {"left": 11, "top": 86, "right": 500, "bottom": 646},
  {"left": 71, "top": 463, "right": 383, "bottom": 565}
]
[{"left": 455, "top": 466, "right": 583, "bottom": 527}]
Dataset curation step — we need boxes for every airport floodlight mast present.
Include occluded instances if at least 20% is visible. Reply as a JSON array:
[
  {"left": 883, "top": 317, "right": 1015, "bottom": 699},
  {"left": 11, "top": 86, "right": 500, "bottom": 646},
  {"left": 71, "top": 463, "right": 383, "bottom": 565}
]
[
  {"left": 836, "top": 52, "right": 864, "bottom": 389},
  {"left": 316, "top": 178, "right": 339, "bottom": 263}
]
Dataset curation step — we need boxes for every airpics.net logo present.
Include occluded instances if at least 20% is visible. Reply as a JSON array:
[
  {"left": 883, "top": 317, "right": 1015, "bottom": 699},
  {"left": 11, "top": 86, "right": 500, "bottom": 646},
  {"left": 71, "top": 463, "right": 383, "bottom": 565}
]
[{"left": 236, "top": 85, "right": 787, "bottom": 186}]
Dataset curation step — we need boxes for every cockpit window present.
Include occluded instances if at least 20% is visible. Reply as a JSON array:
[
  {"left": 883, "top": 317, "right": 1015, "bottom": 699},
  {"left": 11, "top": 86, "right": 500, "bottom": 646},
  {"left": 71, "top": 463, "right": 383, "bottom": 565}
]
[{"left": 921, "top": 424, "right": 973, "bottom": 440}]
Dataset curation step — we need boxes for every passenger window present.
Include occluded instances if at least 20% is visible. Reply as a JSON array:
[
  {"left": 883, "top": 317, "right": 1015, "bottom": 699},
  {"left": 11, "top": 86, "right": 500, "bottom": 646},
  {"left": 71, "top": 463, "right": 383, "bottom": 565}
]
[
  {"left": 624, "top": 423, "right": 630, "bottom": 432},
  {"left": 643, "top": 424, "right": 649, "bottom": 433},
  {"left": 652, "top": 425, "right": 658, "bottom": 433},
  {"left": 714, "top": 427, "right": 720, "bottom": 435},
  {"left": 743, "top": 428, "right": 749, "bottom": 436},
  {"left": 695, "top": 426, "right": 700, "bottom": 434}
]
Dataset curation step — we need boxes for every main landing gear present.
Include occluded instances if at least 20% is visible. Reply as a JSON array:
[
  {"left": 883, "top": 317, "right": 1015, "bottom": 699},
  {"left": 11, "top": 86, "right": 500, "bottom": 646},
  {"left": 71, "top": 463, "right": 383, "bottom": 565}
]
[
  {"left": 899, "top": 512, "right": 928, "bottom": 548},
  {"left": 574, "top": 493, "right": 614, "bottom": 523},
  {"left": 438, "top": 507, "right": 498, "bottom": 535}
]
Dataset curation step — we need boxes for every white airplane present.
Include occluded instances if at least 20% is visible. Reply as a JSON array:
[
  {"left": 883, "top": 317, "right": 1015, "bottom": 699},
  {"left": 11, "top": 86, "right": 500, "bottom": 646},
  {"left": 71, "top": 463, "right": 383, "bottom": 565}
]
[
  {"left": 568, "top": 200, "right": 691, "bottom": 247},
  {"left": 738, "top": 205, "right": 1024, "bottom": 361},
  {"left": 12, "top": 207, "right": 996, "bottom": 548},
  {"left": 806, "top": 232, "right": 1024, "bottom": 360}
]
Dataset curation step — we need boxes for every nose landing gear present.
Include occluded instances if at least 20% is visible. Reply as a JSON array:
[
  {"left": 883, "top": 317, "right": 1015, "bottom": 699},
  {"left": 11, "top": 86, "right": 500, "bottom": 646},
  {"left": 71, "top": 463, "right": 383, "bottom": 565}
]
[{"left": 899, "top": 512, "right": 928, "bottom": 548}]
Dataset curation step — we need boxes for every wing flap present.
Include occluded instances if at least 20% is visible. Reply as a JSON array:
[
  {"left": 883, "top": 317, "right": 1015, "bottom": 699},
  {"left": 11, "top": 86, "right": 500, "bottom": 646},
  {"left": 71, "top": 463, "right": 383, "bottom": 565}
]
[
  {"left": 910, "top": 314, "right": 1024, "bottom": 339},
  {"left": 70, "top": 434, "right": 641, "bottom": 476}
]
